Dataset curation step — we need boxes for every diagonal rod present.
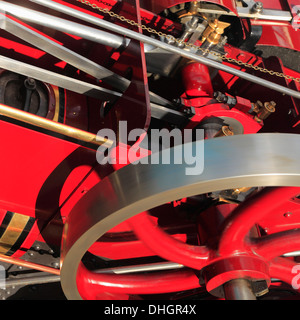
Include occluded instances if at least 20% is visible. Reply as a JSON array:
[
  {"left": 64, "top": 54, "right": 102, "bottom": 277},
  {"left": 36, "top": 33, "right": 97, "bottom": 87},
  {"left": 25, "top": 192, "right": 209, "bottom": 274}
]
[{"left": 27, "top": 0, "right": 300, "bottom": 100}]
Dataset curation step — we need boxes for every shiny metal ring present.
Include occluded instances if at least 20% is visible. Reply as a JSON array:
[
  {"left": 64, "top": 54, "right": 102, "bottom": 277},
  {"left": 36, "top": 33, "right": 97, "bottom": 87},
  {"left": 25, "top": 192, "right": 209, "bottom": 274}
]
[{"left": 60, "top": 133, "right": 300, "bottom": 299}]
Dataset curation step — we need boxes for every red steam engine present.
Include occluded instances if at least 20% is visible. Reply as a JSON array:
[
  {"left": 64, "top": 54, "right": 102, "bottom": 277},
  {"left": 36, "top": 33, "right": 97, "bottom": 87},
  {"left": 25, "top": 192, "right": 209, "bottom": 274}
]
[{"left": 0, "top": 0, "right": 299, "bottom": 300}]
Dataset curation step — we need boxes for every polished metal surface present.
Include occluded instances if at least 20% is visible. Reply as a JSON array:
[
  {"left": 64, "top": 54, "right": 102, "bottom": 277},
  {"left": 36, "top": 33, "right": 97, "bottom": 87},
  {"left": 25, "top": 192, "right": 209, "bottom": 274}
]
[
  {"left": 224, "top": 279, "right": 257, "bottom": 300},
  {"left": 30, "top": 0, "right": 300, "bottom": 100},
  {"left": 60, "top": 133, "right": 300, "bottom": 299},
  {"left": 0, "top": 1, "right": 129, "bottom": 49},
  {"left": 0, "top": 15, "right": 129, "bottom": 92},
  {"left": 0, "top": 55, "right": 122, "bottom": 101}
]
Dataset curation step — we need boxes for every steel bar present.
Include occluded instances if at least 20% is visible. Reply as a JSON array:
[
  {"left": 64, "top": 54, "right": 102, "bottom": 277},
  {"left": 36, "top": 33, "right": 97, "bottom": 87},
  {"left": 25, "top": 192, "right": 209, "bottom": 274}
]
[
  {"left": 194, "top": 8, "right": 292, "bottom": 21},
  {"left": 224, "top": 279, "right": 257, "bottom": 300},
  {"left": 0, "top": 14, "right": 129, "bottom": 92},
  {"left": 0, "top": 1, "right": 129, "bottom": 49},
  {"left": 0, "top": 55, "right": 122, "bottom": 101},
  {"left": 29, "top": 0, "right": 300, "bottom": 100},
  {"left": 5, "top": 274, "right": 60, "bottom": 288},
  {"left": 0, "top": 103, "right": 112, "bottom": 147},
  {"left": 95, "top": 261, "right": 184, "bottom": 274}
]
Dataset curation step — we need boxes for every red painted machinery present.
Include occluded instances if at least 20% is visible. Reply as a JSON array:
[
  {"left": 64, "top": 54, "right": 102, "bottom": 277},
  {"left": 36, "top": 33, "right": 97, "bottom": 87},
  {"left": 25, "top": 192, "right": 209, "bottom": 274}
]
[{"left": 0, "top": 0, "right": 299, "bottom": 300}]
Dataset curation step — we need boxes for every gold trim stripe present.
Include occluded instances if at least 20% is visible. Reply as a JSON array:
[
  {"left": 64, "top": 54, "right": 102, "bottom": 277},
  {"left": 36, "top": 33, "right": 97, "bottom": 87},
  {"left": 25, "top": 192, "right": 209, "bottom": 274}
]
[
  {"left": 0, "top": 213, "right": 31, "bottom": 255},
  {"left": 52, "top": 86, "right": 60, "bottom": 123}
]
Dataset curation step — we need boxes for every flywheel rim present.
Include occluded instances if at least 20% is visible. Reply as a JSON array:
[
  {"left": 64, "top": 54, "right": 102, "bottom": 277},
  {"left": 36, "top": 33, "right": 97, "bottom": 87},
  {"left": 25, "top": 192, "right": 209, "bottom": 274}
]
[{"left": 60, "top": 133, "right": 300, "bottom": 299}]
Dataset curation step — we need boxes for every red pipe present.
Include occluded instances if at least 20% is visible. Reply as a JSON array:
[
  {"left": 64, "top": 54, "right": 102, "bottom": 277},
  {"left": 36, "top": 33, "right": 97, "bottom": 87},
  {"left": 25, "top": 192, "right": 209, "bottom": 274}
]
[
  {"left": 252, "top": 229, "right": 300, "bottom": 261},
  {"left": 77, "top": 263, "right": 201, "bottom": 299},
  {"left": 128, "top": 212, "right": 210, "bottom": 270},
  {"left": 269, "top": 257, "right": 300, "bottom": 290},
  {"left": 181, "top": 62, "right": 214, "bottom": 97}
]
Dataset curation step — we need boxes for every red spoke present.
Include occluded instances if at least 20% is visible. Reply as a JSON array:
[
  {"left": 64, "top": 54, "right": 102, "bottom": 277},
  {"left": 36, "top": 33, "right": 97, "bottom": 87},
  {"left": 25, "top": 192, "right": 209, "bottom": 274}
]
[
  {"left": 127, "top": 212, "right": 210, "bottom": 270},
  {"left": 76, "top": 263, "right": 202, "bottom": 299},
  {"left": 218, "top": 187, "right": 300, "bottom": 256},
  {"left": 269, "top": 257, "right": 300, "bottom": 290},
  {"left": 251, "top": 229, "right": 300, "bottom": 261}
]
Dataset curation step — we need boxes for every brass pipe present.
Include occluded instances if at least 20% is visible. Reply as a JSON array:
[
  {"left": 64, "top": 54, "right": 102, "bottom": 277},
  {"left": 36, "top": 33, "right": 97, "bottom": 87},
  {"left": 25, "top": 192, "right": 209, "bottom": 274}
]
[
  {"left": 0, "top": 103, "right": 112, "bottom": 147},
  {"left": 0, "top": 254, "right": 60, "bottom": 275}
]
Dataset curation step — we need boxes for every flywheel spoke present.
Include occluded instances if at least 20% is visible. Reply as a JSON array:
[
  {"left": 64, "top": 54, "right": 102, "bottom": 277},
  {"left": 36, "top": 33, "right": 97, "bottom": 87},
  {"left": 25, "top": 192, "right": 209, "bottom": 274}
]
[{"left": 218, "top": 187, "right": 300, "bottom": 256}]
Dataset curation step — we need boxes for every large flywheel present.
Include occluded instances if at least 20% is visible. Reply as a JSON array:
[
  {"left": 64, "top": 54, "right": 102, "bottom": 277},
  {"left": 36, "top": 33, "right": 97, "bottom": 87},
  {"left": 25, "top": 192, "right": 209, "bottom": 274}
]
[{"left": 61, "top": 133, "right": 300, "bottom": 299}]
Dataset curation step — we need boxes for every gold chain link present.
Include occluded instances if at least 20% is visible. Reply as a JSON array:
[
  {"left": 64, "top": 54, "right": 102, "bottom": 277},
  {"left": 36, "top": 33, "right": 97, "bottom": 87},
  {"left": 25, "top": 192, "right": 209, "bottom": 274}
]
[{"left": 75, "top": 0, "right": 300, "bottom": 83}]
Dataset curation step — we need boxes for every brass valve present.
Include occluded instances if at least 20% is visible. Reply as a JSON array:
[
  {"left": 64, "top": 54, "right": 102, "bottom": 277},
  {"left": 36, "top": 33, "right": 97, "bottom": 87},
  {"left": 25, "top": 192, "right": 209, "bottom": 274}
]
[
  {"left": 254, "top": 101, "right": 276, "bottom": 122},
  {"left": 201, "top": 20, "right": 230, "bottom": 45},
  {"left": 207, "top": 21, "right": 231, "bottom": 45},
  {"left": 201, "top": 19, "right": 218, "bottom": 43},
  {"left": 214, "top": 125, "right": 234, "bottom": 138}
]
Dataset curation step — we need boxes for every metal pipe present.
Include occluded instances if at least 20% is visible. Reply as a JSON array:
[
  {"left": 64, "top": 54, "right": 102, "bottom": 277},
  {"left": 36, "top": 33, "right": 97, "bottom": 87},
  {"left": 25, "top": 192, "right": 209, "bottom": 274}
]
[
  {"left": 0, "top": 14, "right": 130, "bottom": 92},
  {"left": 0, "top": 54, "right": 122, "bottom": 101},
  {"left": 29, "top": 0, "right": 300, "bottom": 100},
  {"left": 95, "top": 261, "right": 184, "bottom": 275},
  {"left": 224, "top": 279, "right": 257, "bottom": 300},
  {"left": 0, "top": 1, "right": 129, "bottom": 49},
  {"left": 0, "top": 103, "right": 112, "bottom": 147},
  {"left": 0, "top": 254, "right": 60, "bottom": 275},
  {"left": 5, "top": 274, "right": 60, "bottom": 288}
]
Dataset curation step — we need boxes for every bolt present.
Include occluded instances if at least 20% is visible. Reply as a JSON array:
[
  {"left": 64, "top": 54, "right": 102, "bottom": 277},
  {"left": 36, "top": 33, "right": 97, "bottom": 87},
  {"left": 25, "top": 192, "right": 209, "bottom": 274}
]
[
  {"left": 284, "top": 212, "right": 293, "bottom": 218},
  {"left": 51, "top": 261, "right": 60, "bottom": 269},
  {"left": 34, "top": 245, "right": 41, "bottom": 251},
  {"left": 252, "top": 2, "right": 263, "bottom": 14}
]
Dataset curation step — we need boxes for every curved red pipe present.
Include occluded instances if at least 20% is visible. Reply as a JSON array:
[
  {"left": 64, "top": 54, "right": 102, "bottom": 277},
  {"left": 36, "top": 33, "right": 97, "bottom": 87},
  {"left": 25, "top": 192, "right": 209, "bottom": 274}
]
[
  {"left": 127, "top": 212, "right": 210, "bottom": 270},
  {"left": 77, "top": 263, "right": 201, "bottom": 299},
  {"left": 251, "top": 229, "right": 300, "bottom": 261}
]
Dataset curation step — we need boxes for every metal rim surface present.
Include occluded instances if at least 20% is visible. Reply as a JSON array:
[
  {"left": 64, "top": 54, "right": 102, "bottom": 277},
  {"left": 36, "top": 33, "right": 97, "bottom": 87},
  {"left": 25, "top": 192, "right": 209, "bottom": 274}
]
[{"left": 60, "top": 133, "right": 300, "bottom": 299}]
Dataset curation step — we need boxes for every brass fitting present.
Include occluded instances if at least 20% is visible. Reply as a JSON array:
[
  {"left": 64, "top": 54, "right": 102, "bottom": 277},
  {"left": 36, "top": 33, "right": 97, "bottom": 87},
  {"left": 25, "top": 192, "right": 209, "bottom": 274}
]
[
  {"left": 252, "top": 100, "right": 263, "bottom": 113},
  {"left": 207, "top": 22, "right": 231, "bottom": 45},
  {"left": 214, "top": 126, "right": 234, "bottom": 138},
  {"left": 201, "top": 19, "right": 218, "bottom": 43},
  {"left": 255, "top": 101, "right": 276, "bottom": 122},
  {"left": 201, "top": 20, "right": 230, "bottom": 45}
]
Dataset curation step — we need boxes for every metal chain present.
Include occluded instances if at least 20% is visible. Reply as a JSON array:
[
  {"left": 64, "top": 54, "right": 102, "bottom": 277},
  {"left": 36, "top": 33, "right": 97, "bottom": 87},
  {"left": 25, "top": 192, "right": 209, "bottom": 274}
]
[{"left": 75, "top": 0, "right": 300, "bottom": 83}]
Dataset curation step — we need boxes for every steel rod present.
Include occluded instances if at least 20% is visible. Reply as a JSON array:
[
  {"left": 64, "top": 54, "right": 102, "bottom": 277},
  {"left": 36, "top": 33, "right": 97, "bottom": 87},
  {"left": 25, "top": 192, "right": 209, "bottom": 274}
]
[
  {"left": 0, "top": 1, "right": 129, "bottom": 49},
  {"left": 29, "top": 0, "right": 300, "bottom": 100},
  {"left": 0, "top": 14, "right": 130, "bottom": 92},
  {"left": 224, "top": 279, "right": 257, "bottom": 300},
  {"left": 0, "top": 54, "right": 122, "bottom": 101}
]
